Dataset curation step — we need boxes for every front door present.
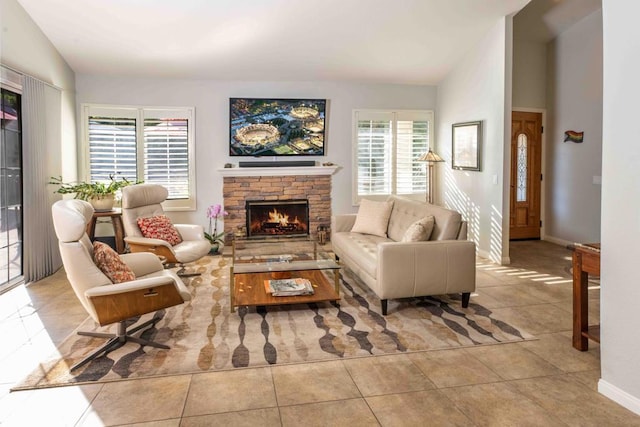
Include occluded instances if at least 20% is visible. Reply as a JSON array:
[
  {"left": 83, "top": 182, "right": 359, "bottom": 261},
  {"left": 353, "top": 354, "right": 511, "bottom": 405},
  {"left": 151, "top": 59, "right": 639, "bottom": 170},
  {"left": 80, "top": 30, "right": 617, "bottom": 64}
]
[{"left": 510, "top": 111, "right": 542, "bottom": 240}]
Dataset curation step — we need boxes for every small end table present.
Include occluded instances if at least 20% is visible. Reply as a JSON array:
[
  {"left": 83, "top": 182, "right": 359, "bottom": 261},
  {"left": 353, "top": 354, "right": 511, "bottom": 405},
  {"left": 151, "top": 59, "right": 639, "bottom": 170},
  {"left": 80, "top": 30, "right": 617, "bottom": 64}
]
[{"left": 86, "top": 208, "right": 126, "bottom": 254}]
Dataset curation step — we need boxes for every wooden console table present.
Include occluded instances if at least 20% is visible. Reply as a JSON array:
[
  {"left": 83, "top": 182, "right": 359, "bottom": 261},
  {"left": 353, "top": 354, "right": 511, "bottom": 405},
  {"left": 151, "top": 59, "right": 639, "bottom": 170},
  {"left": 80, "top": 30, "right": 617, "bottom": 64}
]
[
  {"left": 86, "top": 208, "right": 126, "bottom": 254},
  {"left": 571, "top": 242, "right": 600, "bottom": 351}
]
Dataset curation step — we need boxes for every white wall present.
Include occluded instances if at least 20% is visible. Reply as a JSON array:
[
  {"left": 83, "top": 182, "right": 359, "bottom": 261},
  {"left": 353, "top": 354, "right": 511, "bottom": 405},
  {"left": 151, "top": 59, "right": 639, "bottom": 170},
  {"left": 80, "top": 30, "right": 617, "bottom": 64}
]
[
  {"left": 436, "top": 17, "right": 511, "bottom": 263},
  {"left": 0, "top": 0, "right": 76, "bottom": 181},
  {"left": 75, "top": 76, "right": 437, "bottom": 226},
  {"left": 545, "top": 9, "right": 603, "bottom": 244},
  {"left": 599, "top": 0, "right": 640, "bottom": 415},
  {"left": 512, "top": 39, "right": 547, "bottom": 109}
]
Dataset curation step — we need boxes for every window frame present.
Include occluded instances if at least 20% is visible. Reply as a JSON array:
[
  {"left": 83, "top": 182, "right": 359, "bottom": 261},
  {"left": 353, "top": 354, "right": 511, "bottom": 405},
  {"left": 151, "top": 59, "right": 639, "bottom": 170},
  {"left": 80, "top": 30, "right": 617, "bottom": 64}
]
[
  {"left": 81, "top": 104, "right": 196, "bottom": 211},
  {"left": 352, "top": 109, "right": 434, "bottom": 205}
]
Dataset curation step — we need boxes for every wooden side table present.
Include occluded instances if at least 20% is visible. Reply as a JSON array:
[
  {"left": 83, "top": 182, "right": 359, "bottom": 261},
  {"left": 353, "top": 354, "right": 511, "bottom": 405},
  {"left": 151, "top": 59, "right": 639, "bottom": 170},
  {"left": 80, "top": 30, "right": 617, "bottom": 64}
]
[
  {"left": 86, "top": 208, "right": 126, "bottom": 254},
  {"left": 571, "top": 242, "right": 601, "bottom": 351}
]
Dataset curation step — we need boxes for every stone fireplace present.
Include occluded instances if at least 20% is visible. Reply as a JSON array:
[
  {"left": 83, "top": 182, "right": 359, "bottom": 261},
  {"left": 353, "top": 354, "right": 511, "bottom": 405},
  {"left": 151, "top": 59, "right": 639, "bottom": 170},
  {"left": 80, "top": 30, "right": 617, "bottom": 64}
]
[{"left": 220, "top": 165, "right": 337, "bottom": 241}]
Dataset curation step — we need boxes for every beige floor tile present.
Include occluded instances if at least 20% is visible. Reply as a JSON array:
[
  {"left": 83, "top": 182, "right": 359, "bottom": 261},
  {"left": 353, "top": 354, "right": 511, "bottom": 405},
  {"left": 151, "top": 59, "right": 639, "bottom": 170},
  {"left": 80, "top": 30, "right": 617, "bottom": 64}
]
[
  {"left": 272, "top": 360, "right": 360, "bottom": 406},
  {"left": 279, "top": 398, "right": 378, "bottom": 427},
  {"left": 566, "top": 369, "right": 601, "bottom": 391},
  {"left": 441, "top": 382, "right": 564, "bottom": 426},
  {"left": 118, "top": 420, "right": 181, "bottom": 427},
  {"left": 367, "top": 389, "right": 472, "bottom": 426},
  {"left": 512, "top": 375, "right": 640, "bottom": 426},
  {"left": 465, "top": 344, "right": 563, "bottom": 380},
  {"left": 342, "top": 354, "right": 434, "bottom": 396},
  {"left": 480, "top": 285, "right": 556, "bottom": 307},
  {"left": 518, "top": 332, "right": 600, "bottom": 373},
  {"left": 488, "top": 303, "right": 573, "bottom": 335},
  {"left": 2, "top": 384, "right": 102, "bottom": 426},
  {"left": 407, "top": 348, "right": 502, "bottom": 388},
  {"left": 182, "top": 367, "right": 276, "bottom": 416},
  {"left": 77, "top": 375, "right": 191, "bottom": 426},
  {"left": 181, "top": 408, "right": 281, "bottom": 427}
]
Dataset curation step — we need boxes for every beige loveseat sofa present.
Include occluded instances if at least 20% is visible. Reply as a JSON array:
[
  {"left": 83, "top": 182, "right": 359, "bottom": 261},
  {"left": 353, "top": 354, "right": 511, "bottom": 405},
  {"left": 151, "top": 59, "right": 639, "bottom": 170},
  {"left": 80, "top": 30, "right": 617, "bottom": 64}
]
[{"left": 331, "top": 195, "right": 476, "bottom": 315}]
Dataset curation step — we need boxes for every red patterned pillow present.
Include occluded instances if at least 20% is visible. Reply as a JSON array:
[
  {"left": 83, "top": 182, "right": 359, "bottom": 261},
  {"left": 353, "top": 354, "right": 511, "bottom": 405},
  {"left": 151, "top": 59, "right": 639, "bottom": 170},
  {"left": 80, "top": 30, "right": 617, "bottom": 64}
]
[
  {"left": 137, "top": 215, "right": 183, "bottom": 246},
  {"left": 93, "top": 241, "right": 136, "bottom": 283}
]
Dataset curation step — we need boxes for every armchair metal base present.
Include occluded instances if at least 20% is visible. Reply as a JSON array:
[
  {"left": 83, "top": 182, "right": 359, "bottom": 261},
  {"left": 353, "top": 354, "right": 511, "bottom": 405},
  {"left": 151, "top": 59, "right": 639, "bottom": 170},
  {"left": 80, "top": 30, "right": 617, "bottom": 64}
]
[{"left": 71, "top": 312, "right": 168, "bottom": 372}]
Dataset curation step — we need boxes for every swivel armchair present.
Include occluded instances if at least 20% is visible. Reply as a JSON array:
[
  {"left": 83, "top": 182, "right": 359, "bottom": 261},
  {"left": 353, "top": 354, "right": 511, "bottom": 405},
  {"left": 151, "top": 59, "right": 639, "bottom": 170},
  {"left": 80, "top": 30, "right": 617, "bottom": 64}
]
[
  {"left": 51, "top": 199, "right": 192, "bottom": 371},
  {"left": 121, "top": 184, "right": 211, "bottom": 276}
]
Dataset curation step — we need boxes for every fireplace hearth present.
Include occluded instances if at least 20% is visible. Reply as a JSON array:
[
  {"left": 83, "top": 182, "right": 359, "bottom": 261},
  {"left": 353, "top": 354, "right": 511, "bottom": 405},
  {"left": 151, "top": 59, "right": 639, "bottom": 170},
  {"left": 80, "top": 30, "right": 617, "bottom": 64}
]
[{"left": 246, "top": 199, "right": 309, "bottom": 238}]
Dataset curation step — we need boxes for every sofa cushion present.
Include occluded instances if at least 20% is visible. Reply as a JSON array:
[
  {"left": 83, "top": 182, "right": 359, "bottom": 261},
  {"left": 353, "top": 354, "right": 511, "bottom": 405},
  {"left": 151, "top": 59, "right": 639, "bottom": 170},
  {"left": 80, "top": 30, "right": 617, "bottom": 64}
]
[
  {"left": 386, "top": 195, "right": 462, "bottom": 241},
  {"left": 332, "top": 231, "right": 391, "bottom": 280},
  {"left": 401, "top": 216, "right": 435, "bottom": 242},
  {"left": 351, "top": 199, "right": 394, "bottom": 237}
]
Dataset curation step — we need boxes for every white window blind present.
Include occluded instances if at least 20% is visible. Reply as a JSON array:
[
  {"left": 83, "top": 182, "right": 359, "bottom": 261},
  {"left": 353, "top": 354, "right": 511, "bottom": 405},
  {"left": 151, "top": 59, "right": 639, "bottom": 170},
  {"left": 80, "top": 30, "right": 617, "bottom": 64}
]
[
  {"left": 83, "top": 105, "right": 196, "bottom": 210},
  {"left": 353, "top": 110, "right": 433, "bottom": 203}
]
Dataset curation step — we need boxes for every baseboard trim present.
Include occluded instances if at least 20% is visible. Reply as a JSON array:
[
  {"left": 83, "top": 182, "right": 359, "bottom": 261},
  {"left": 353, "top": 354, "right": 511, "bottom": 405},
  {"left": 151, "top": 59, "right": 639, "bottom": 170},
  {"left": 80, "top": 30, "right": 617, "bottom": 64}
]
[
  {"left": 477, "top": 248, "right": 509, "bottom": 265},
  {"left": 542, "top": 235, "right": 573, "bottom": 248},
  {"left": 598, "top": 379, "right": 640, "bottom": 415}
]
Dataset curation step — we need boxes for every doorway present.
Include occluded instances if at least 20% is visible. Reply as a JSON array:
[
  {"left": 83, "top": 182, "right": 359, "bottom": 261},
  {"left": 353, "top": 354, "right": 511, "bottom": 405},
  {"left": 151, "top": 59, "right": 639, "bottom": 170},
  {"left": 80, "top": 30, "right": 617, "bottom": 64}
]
[{"left": 510, "top": 111, "right": 542, "bottom": 240}]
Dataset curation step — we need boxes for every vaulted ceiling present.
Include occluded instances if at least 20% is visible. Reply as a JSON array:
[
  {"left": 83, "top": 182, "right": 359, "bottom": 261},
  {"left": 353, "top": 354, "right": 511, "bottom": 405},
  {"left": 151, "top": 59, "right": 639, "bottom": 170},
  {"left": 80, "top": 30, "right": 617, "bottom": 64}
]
[{"left": 17, "top": 0, "right": 531, "bottom": 85}]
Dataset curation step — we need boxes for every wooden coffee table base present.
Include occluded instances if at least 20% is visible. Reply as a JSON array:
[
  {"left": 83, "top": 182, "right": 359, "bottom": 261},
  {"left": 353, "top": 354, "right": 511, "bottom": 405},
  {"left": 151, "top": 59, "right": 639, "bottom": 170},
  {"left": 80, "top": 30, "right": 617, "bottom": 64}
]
[{"left": 231, "top": 269, "right": 340, "bottom": 312}]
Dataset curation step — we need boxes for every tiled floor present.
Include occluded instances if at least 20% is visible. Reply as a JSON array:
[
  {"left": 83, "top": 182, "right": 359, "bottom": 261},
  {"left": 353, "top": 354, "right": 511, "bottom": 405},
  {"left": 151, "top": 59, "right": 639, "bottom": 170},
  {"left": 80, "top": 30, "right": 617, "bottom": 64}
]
[{"left": 1, "top": 241, "right": 638, "bottom": 426}]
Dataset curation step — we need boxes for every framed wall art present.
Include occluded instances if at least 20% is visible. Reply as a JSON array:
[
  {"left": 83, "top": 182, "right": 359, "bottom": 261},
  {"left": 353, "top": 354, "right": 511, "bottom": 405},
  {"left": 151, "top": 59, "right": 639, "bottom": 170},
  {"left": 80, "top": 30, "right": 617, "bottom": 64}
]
[{"left": 452, "top": 121, "right": 482, "bottom": 171}]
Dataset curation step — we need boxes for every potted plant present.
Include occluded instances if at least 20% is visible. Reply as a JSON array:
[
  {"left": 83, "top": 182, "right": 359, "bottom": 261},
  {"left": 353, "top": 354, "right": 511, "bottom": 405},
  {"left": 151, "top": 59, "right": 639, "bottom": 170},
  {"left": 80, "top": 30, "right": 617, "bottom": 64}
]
[
  {"left": 49, "top": 174, "right": 134, "bottom": 211},
  {"left": 204, "top": 203, "right": 228, "bottom": 254}
]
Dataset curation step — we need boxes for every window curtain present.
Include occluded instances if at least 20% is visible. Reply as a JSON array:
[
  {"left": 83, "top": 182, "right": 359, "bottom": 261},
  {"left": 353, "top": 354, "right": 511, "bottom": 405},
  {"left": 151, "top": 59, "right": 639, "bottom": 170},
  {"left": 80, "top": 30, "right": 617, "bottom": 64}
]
[{"left": 22, "top": 76, "right": 62, "bottom": 282}]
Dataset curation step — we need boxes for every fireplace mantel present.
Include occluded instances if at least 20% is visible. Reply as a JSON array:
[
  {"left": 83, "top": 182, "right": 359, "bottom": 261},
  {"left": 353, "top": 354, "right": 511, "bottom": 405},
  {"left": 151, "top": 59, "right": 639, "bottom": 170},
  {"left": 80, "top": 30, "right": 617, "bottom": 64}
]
[{"left": 218, "top": 165, "right": 338, "bottom": 178}]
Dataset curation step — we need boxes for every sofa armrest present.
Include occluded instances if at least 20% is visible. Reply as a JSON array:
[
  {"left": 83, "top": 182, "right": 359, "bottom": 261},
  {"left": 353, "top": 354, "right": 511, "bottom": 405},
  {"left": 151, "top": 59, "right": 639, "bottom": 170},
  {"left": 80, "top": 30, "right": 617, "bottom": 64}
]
[
  {"left": 331, "top": 214, "right": 357, "bottom": 233},
  {"left": 376, "top": 240, "right": 476, "bottom": 299}
]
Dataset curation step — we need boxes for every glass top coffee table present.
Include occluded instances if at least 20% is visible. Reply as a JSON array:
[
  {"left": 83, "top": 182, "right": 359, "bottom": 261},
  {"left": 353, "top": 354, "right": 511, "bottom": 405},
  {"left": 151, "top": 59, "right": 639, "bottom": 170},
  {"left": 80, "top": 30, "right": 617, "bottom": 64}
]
[{"left": 230, "top": 237, "right": 341, "bottom": 313}]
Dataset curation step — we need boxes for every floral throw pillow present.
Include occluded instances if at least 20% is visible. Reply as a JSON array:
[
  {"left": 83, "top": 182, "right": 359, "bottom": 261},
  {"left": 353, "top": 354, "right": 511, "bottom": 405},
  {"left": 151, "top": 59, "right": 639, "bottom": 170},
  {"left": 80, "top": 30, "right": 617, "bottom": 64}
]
[
  {"left": 137, "top": 215, "right": 183, "bottom": 246},
  {"left": 93, "top": 241, "right": 136, "bottom": 283}
]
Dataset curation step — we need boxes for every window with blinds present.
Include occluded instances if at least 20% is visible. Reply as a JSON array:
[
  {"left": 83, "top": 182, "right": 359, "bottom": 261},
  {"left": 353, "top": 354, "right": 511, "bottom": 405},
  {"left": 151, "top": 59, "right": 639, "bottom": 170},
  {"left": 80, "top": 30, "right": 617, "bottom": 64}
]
[
  {"left": 353, "top": 110, "right": 433, "bottom": 203},
  {"left": 83, "top": 105, "right": 195, "bottom": 210}
]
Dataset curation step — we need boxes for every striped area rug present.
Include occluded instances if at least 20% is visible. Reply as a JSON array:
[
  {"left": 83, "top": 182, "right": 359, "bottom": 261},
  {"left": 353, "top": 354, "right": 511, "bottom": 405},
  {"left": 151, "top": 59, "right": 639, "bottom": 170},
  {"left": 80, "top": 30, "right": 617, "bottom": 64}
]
[{"left": 15, "top": 255, "right": 533, "bottom": 390}]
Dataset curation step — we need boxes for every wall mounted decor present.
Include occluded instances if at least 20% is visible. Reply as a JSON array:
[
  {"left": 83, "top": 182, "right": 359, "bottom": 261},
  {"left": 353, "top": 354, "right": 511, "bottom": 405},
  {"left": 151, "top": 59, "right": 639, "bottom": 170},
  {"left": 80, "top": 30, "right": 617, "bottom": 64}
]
[
  {"left": 452, "top": 121, "right": 482, "bottom": 171},
  {"left": 564, "top": 130, "right": 584, "bottom": 143}
]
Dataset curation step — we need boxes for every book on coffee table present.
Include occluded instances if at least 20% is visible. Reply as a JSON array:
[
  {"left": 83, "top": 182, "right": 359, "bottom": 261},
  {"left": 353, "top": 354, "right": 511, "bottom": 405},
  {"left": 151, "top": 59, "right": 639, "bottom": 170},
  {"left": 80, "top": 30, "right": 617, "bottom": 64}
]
[{"left": 264, "top": 278, "right": 314, "bottom": 296}]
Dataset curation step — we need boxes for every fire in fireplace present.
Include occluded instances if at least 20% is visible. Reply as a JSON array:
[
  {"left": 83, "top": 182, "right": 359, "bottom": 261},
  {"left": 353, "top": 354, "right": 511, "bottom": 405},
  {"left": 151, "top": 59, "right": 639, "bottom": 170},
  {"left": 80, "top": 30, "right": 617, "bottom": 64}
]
[{"left": 246, "top": 199, "right": 309, "bottom": 238}]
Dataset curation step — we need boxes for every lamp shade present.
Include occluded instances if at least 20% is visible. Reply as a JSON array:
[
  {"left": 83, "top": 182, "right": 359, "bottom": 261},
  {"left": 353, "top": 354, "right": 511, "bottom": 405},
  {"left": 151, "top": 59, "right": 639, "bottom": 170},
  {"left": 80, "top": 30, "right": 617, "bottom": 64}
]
[{"left": 417, "top": 149, "right": 444, "bottom": 163}]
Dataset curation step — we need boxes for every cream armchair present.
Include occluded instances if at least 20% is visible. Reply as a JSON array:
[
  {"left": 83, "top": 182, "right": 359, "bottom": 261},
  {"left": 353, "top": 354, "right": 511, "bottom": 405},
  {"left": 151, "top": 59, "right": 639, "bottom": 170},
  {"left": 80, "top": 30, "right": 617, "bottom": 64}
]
[
  {"left": 51, "top": 199, "right": 192, "bottom": 371},
  {"left": 121, "top": 184, "right": 211, "bottom": 276}
]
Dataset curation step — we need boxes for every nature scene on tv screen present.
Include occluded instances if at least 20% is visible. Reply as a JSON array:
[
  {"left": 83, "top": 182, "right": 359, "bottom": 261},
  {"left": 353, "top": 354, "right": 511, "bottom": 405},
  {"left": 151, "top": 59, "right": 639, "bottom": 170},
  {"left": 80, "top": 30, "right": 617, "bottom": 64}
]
[{"left": 229, "top": 98, "right": 326, "bottom": 156}]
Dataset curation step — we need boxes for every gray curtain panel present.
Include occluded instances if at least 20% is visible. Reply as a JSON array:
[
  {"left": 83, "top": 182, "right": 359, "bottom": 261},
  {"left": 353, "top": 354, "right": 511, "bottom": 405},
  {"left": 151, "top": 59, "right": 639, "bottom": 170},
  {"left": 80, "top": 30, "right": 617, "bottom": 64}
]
[{"left": 22, "top": 75, "right": 62, "bottom": 282}]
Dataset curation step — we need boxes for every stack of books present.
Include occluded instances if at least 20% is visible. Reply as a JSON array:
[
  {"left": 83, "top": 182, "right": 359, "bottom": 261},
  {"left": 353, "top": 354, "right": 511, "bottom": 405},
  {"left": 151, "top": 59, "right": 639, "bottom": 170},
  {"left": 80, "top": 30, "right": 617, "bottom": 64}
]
[{"left": 264, "top": 278, "right": 314, "bottom": 296}]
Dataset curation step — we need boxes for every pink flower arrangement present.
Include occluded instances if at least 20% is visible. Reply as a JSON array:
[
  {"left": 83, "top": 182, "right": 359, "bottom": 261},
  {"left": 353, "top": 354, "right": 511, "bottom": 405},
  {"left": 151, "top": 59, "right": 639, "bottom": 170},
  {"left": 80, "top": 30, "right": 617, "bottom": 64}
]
[{"left": 204, "top": 203, "right": 228, "bottom": 245}]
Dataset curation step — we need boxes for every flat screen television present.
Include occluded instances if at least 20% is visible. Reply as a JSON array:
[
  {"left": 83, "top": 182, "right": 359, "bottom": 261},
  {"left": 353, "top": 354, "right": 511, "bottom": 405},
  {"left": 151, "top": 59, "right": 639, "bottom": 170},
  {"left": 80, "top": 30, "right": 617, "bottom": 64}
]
[{"left": 229, "top": 98, "right": 326, "bottom": 156}]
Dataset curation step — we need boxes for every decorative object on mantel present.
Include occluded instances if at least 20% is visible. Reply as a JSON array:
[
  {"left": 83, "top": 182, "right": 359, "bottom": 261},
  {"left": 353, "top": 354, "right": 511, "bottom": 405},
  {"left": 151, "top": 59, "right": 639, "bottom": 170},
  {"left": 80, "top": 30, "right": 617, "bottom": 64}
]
[
  {"left": 452, "top": 121, "right": 482, "bottom": 171},
  {"left": 564, "top": 130, "right": 584, "bottom": 143},
  {"left": 322, "top": 161, "right": 335, "bottom": 166},
  {"left": 417, "top": 148, "right": 445, "bottom": 204},
  {"left": 48, "top": 173, "right": 135, "bottom": 212},
  {"left": 204, "top": 203, "right": 228, "bottom": 254},
  {"left": 224, "top": 163, "right": 234, "bottom": 168}
]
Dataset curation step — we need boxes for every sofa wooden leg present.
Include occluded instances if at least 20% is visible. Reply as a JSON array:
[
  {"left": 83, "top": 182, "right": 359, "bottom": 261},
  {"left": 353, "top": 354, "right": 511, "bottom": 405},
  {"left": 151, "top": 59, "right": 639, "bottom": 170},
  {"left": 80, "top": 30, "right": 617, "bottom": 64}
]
[
  {"left": 462, "top": 292, "right": 470, "bottom": 308},
  {"left": 381, "top": 299, "right": 388, "bottom": 315}
]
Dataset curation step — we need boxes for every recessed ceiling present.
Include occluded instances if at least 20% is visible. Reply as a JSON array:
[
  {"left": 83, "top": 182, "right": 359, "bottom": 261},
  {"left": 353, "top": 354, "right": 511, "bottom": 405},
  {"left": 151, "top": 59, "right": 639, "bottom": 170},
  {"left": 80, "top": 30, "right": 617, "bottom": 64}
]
[{"left": 16, "top": 0, "right": 530, "bottom": 85}]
